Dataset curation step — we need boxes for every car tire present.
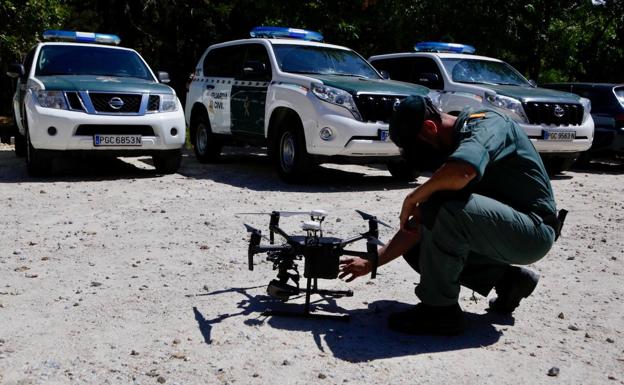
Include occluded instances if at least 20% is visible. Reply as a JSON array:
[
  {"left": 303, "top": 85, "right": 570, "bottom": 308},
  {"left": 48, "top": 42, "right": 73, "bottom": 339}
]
[
  {"left": 153, "top": 150, "right": 182, "bottom": 174},
  {"left": 14, "top": 133, "right": 26, "bottom": 157},
  {"left": 387, "top": 160, "right": 420, "bottom": 182},
  {"left": 26, "top": 128, "right": 52, "bottom": 177},
  {"left": 273, "top": 121, "right": 311, "bottom": 183},
  {"left": 193, "top": 114, "right": 221, "bottom": 163}
]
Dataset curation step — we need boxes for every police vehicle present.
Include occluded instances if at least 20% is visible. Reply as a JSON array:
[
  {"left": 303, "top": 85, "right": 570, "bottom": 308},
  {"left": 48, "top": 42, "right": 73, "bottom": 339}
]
[
  {"left": 185, "top": 26, "right": 430, "bottom": 182},
  {"left": 369, "top": 42, "right": 595, "bottom": 174},
  {"left": 6, "top": 30, "right": 186, "bottom": 176}
]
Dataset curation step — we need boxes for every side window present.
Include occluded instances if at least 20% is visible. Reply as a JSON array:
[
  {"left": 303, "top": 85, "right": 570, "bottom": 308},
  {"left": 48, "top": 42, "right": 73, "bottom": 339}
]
[
  {"left": 202, "top": 45, "right": 245, "bottom": 78},
  {"left": 411, "top": 57, "right": 444, "bottom": 90},
  {"left": 242, "top": 44, "right": 271, "bottom": 81},
  {"left": 23, "top": 47, "right": 36, "bottom": 77},
  {"left": 370, "top": 58, "right": 412, "bottom": 82}
]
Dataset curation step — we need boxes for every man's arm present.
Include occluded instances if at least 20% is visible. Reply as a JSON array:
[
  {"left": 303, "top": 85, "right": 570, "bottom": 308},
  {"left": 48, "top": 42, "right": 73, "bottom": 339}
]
[{"left": 400, "top": 160, "right": 477, "bottom": 230}]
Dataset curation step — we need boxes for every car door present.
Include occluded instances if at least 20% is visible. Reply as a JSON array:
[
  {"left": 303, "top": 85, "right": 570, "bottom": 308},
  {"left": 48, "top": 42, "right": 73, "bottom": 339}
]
[
  {"left": 15, "top": 48, "right": 36, "bottom": 132},
  {"left": 230, "top": 43, "right": 271, "bottom": 143},
  {"left": 202, "top": 45, "right": 245, "bottom": 134}
]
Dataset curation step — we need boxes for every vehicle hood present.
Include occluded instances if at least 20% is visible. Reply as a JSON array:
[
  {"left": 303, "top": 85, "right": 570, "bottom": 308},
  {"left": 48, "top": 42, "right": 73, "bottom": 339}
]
[
  {"left": 310, "top": 74, "right": 429, "bottom": 96},
  {"left": 35, "top": 75, "right": 174, "bottom": 94},
  {"left": 482, "top": 84, "right": 580, "bottom": 103}
]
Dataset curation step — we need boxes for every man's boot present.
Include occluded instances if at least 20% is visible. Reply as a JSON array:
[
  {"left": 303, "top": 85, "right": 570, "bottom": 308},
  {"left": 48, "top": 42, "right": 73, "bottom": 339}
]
[
  {"left": 388, "top": 303, "right": 464, "bottom": 335},
  {"left": 488, "top": 266, "right": 540, "bottom": 314}
]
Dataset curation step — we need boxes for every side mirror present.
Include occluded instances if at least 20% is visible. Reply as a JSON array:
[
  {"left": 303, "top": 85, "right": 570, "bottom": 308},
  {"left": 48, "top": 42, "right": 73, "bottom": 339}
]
[
  {"left": 6, "top": 63, "right": 25, "bottom": 79},
  {"left": 528, "top": 79, "right": 537, "bottom": 88},
  {"left": 379, "top": 70, "right": 390, "bottom": 80},
  {"left": 242, "top": 60, "right": 268, "bottom": 78},
  {"left": 158, "top": 71, "right": 170, "bottom": 84},
  {"left": 417, "top": 72, "right": 440, "bottom": 86}
]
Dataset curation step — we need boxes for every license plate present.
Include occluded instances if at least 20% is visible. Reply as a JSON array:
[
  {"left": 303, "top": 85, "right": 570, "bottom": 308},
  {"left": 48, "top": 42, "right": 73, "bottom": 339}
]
[
  {"left": 542, "top": 130, "right": 575, "bottom": 141},
  {"left": 94, "top": 135, "right": 142, "bottom": 146},
  {"left": 380, "top": 129, "right": 389, "bottom": 142}
]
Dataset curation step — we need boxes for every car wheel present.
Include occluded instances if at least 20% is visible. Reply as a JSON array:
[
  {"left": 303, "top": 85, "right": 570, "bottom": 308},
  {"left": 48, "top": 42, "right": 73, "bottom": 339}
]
[
  {"left": 153, "top": 150, "right": 182, "bottom": 174},
  {"left": 26, "top": 128, "right": 52, "bottom": 177},
  {"left": 273, "top": 122, "right": 311, "bottom": 182},
  {"left": 14, "top": 133, "right": 26, "bottom": 157},
  {"left": 387, "top": 160, "right": 420, "bottom": 182},
  {"left": 193, "top": 115, "right": 221, "bottom": 163}
]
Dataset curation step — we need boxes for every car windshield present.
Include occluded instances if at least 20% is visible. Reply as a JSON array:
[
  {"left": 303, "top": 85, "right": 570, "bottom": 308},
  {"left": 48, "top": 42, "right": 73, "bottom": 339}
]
[
  {"left": 441, "top": 58, "right": 530, "bottom": 86},
  {"left": 35, "top": 45, "right": 153, "bottom": 80},
  {"left": 615, "top": 87, "right": 624, "bottom": 107},
  {"left": 272, "top": 44, "right": 381, "bottom": 79}
]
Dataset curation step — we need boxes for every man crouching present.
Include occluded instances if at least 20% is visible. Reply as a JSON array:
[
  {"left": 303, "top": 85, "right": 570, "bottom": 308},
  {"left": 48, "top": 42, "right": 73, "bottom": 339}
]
[{"left": 339, "top": 95, "right": 562, "bottom": 335}]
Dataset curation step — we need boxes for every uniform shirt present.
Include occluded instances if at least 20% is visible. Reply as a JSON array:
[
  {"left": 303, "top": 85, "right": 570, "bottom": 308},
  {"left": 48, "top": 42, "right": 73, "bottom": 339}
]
[{"left": 448, "top": 108, "right": 557, "bottom": 217}]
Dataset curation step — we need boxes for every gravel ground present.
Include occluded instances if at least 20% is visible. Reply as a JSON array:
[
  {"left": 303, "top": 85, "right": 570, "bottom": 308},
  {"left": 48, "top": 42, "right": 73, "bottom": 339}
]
[{"left": 0, "top": 143, "right": 623, "bottom": 385}]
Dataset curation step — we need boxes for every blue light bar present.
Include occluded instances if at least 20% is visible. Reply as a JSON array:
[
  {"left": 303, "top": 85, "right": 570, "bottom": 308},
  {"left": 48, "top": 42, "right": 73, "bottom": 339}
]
[
  {"left": 43, "top": 30, "right": 121, "bottom": 45},
  {"left": 250, "top": 26, "right": 323, "bottom": 42},
  {"left": 414, "top": 41, "right": 476, "bottom": 54}
]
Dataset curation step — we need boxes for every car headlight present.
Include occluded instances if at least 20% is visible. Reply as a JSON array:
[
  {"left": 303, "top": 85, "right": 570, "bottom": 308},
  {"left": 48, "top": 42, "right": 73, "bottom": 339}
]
[
  {"left": 160, "top": 94, "right": 178, "bottom": 112},
  {"left": 579, "top": 97, "right": 591, "bottom": 122},
  {"left": 311, "top": 83, "right": 361, "bottom": 120},
  {"left": 35, "top": 90, "right": 68, "bottom": 110},
  {"left": 484, "top": 92, "right": 527, "bottom": 122}
]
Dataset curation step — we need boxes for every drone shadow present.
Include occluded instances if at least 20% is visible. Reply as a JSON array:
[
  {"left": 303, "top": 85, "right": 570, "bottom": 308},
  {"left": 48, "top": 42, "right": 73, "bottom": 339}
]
[
  {"left": 192, "top": 286, "right": 510, "bottom": 361},
  {"left": 179, "top": 146, "right": 419, "bottom": 192}
]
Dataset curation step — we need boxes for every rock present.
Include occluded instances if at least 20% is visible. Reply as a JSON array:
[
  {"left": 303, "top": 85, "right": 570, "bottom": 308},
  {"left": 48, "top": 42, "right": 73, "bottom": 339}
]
[
  {"left": 41, "top": 256, "right": 49, "bottom": 261},
  {"left": 203, "top": 285, "right": 210, "bottom": 291},
  {"left": 146, "top": 370, "right": 159, "bottom": 377},
  {"left": 566, "top": 256, "right": 575, "bottom": 260},
  {"left": 282, "top": 359, "right": 291, "bottom": 366},
  {"left": 90, "top": 281, "right": 102, "bottom": 287},
  {"left": 547, "top": 367, "right": 560, "bottom": 377},
  {"left": 39, "top": 190, "right": 46, "bottom": 194},
  {"left": 252, "top": 373, "right": 259, "bottom": 378},
  {"left": 557, "top": 312, "right": 565, "bottom": 319},
  {"left": 336, "top": 218, "right": 342, "bottom": 223},
  {"left": 25, "top": 273, "right": 38, "bottom": 278},
  {"left": 318, "top": 373, "right": 327, "bottom": 379},
  {"left": 157, "top": 376, "right": 166, "bottom": 383},
  {"left": 568, "top": 325, "right": 579, "bottom": 331},
  {"left": 13, "top": 250, "right": 22, "bottom": 255},
  {"left": 606, "top": 337, "right": 615, "bottom": 343},
  {"left": 173, "top": 338, "right": 180, "bottom": 345},
  {"left": 171, "top": 352, "right": 186, "bottom": 359},
  {"left": 585, "top": 333, "right": 591, "bottom": 338},
  {"left": 130, "top": 350, "right": 139, "bottom": 356}
]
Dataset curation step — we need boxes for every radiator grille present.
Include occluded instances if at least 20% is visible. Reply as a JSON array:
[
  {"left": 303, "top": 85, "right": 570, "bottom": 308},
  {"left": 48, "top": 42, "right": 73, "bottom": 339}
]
[
  {"left": 353, "top": 94, "right": 406, "bottom": 123},
  {"left": 522, "top": 102, "right": 584, "bottom": 126},
  {"left": 89, "top": 93, "right": 142, "bottom": 113}
]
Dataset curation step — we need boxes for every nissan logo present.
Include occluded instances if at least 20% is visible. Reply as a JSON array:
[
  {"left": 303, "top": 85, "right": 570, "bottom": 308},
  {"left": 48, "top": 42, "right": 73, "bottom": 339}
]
[
  {"left": 108, "top": 97, "right": 124, "bottom": 110},
  {"left": 553, "top": 105, "right": 565, "bottom": 118}
]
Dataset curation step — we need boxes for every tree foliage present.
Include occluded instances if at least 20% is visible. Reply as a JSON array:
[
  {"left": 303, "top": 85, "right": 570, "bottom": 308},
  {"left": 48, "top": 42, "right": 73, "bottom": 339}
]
[{"left": 1, "top": 0, "right": 623, "bottom": 115}]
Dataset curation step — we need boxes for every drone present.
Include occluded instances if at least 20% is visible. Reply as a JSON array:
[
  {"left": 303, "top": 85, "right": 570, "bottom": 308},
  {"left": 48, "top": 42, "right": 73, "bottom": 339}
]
[{"left": 242, "top": 209, "right": 390, "bottom": 321}]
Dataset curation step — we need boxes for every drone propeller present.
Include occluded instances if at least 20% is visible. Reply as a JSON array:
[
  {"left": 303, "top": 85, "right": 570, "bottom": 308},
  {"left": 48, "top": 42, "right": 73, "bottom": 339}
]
[
  {"left": 244, "top": 224, "right": 271, "bottom": 242},
  {"left": 355, "top": 210, "right": 392, "bottom": 228},
  {"left": 238, "top": 209, "right": 329, "bottom": 218}
]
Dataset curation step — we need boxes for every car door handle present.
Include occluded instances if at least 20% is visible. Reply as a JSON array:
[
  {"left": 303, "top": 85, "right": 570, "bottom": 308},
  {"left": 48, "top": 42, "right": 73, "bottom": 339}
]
[{"left": 206, "top": 84, "right": 215, "bottom": 90}]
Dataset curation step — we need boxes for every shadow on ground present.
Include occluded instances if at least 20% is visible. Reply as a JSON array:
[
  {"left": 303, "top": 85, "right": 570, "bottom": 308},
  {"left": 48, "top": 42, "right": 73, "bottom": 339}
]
[{"left": 192, "top": 286, "right": 509, "bottom": 362}]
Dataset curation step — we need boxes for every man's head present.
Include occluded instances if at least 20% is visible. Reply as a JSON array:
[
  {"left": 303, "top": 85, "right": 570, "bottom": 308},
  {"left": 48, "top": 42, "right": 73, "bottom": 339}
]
[{"left": 389, "top": 95, "right": 452, "bottom": 169}]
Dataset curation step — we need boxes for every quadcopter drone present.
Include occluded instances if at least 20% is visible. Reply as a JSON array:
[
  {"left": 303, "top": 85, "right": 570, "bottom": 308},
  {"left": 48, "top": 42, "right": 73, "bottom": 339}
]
[{"left": 242, "top": 209, "right": 390, "bottom": 321}]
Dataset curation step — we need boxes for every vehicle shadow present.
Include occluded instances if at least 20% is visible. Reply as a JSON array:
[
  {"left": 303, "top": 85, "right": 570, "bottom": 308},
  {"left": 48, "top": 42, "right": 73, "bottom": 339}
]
[
  {"left": 180, "top": 147, "right": 419, "bottom": 193},
  {"left": 192, "top": 286, "right": 508, "bottom": 361},
  {"left": 0, "top": 147, "right": 170, "bottom": 183},
  {"left": 570, "top": 157, "right": 624, "bottom": 175}
]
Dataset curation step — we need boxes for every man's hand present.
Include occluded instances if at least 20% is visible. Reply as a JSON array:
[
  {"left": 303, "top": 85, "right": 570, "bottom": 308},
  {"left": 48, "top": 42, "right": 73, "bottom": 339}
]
[
  {"left": 400, "top": 198, "right": 422, "bottom": 232},
  {"left": 339, "top": 257, "right": 372, "bottom": 282}
]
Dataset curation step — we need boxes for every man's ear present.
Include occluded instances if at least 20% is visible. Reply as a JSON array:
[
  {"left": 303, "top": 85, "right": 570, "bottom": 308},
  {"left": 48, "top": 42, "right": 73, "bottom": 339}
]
[{"left": 422, "top": 119, "right": 438, "bottom": 136}]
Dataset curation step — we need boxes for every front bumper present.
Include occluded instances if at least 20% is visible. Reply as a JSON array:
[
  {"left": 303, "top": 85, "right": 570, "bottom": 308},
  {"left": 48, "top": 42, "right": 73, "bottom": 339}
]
[
  {"left": 25, "top": 96, "right": 185, "bottom": 151},
  {"left": 523, "top": 115, "right": 594, "bottom": 154}
]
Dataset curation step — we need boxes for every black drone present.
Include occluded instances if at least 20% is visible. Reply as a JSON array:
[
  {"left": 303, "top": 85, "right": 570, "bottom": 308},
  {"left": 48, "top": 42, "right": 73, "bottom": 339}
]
[{"left": 242, "top": 209, "right": 389, "bottom": 321}]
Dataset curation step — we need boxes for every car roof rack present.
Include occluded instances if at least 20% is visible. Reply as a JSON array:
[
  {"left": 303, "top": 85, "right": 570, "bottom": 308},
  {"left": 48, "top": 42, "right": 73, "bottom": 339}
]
[
  {"left": 250, "top": 26, "right": 323, "bottom": 42},
  {"left": 414, "top": 41, "right": 475, "bottom": 54},
  {"left": 42, "top": 30, "right": 121, "bottom": 45}
]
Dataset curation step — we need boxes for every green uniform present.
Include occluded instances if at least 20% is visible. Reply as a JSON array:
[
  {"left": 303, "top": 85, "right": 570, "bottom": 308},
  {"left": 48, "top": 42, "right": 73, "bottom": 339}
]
[{"left": 407, "top": 108, "right": 557, "bottom": 306}]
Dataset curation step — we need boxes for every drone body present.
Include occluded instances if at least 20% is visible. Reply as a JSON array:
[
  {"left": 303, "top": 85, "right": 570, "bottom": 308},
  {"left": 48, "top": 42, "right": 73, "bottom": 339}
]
[{"left": 243, "top": 210, "right": 389, "bottom": 321}]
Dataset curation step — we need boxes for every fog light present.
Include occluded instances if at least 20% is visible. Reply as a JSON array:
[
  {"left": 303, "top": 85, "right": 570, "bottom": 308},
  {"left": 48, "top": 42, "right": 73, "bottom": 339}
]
[
  {"left": 47, "top": 126, "right": 57, "bottom": 136},
  {"left": 170, "top": 127, "right": 178, "bottom": 136},
  {"left": 319, "top": 127, "right": 333, "bottom": 141}
]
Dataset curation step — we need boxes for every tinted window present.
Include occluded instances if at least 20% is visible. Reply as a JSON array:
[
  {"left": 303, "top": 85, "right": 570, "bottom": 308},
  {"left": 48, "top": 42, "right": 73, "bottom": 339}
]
[
  {"left": 441, "top": 58, "right": 530, "bottom": 86},
  {"left": 370, "top": 58, "right": 412, "bottom": 81},
  {"left": 35, "top": 45, "right": 153, "bottom": 80},
  {"left": 203, "top": 45, "right": 246, "bottom": 78},
  {"left": 242, "top": 44, "right": 271, "bottom": 81},
  {"left": 273, "top": 44, "right": 380, "bottom": 79},
  {"left": 371, "top": 57, "right": 443, "bottom": 89},
  {"left": 23, "top": 48, "right": 36, "bottom": 76}
]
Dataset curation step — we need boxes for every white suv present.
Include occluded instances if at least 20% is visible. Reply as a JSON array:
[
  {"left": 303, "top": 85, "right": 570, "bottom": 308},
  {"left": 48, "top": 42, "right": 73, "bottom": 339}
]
[
  {"left": 7, "top": 30, "right": 186, "bottom": 176},
  {"left": 185, "top": 27, "right": 429, "bottom": 182},
  {"left": 369, "top": 42, "right": 595, "bottom": 174}
]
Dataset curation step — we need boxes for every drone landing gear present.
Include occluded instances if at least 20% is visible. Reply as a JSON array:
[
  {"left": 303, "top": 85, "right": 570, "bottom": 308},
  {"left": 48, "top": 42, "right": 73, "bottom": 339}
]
[{"left": 264, "top": 278, "right": 353, "bottom": 322}]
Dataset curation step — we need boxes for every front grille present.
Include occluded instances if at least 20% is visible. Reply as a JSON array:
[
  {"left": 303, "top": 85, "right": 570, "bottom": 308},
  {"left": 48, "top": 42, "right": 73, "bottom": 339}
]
[
  {"left": 522, "top": 102, "right": 584, "bottom": 126},
  {"left": 66, "top": 92, "right": 84, "bottom": 111},
  {"left": 89, "top": 93, "right": 142, "bottom": 113},
  {"left": 147, "top": 95, "right": 160, "bottom": 112},
  {"left": 75, "top": 125, "right": 155, "bottom": 136},
  {"left": 353, "top": 94, "right": 406, "bottom": 123}
]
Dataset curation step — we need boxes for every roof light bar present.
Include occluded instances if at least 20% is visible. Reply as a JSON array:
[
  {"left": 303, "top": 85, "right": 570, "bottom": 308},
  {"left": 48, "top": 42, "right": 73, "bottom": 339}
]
[
  {"left": 250, "top": 26, "right": 323, "bottom": 42},
  {"left": 414, "top": 41, "right": 475, "bottom": 54},
  {"left": 43, "top": 30, "right": 121, "bottom": 45}
]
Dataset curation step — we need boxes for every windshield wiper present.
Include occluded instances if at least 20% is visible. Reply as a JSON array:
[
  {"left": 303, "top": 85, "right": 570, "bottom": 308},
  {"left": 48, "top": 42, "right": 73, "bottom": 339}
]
[
  {"left": 329, "top": 73, "right": 371, "bottom": 79},
  {"left": 457, "top": 80, "right": 499, "bottom": 86},
  {"left": 285, "top": 70, "right": 319, "bottom": 75}
]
